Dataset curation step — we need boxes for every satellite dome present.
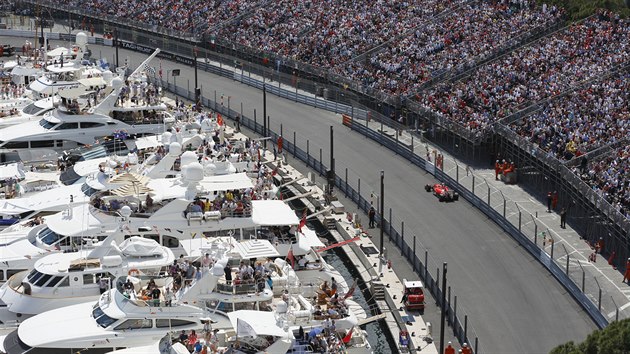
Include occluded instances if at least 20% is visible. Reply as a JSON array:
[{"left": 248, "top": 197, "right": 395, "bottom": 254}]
[
  {"left": 184, "top": 162, "right": 203, "bottom": 183},
  {"left": 110, "top": 77, "right": 123, "bottom": 90},
  {"left": 168, "top": 142, "right": 181, "bottom": 156},
  {"left": 119, "top": 205, "right": 132, "bottom": 218},
  {"left": 75, "top": 32, "right": 88, "bottom": 46},
  {"left": 161, "top": 132, "right": 172, "bottom": 145},
  {"left": 180, "top": 151, "right": 197, "bottom": 168}
]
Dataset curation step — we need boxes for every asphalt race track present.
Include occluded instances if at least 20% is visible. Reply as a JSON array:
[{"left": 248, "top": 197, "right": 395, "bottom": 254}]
[{"left": 1, "top": 37, "right": 597, "bottom": 353}]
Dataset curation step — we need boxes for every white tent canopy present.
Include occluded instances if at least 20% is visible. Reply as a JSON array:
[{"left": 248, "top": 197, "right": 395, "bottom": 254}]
[
  {"left": 47, "top": 47, "right": 70, "bottom": 57},
  {"left": 251, "top": 200, "right": 300, "bottom": 226},
  {"left": 227, "top": 310, "right": 287, "bottom": 337}
]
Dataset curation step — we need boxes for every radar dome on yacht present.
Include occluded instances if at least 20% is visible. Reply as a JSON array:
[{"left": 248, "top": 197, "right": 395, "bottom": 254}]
[
  {"left": 161, "top": 131, "right": 172, "bottom": 145},
  {"left": 111, "top": 77, "right": 124, "bottom": 90},
  {"left": 212, "top": 263, "right": 224, "bottom": 276},
  {"left": 180, "top": 151, "right": 197, "bottom": 168},
  {"left": 102, "top": 70, "right": 113, "bottom": 82},
  {"left": 200, "top": 119, "right": 212, "bottom": 132},
  {"left": 169, "top": 142, "right": 182, "bottom": 156},
  {"left": 183, "top": 162, "right": 203, "bottom": 183},
  {"left": 119, "top": 205, "right": 132, "bottom": 218},
  {"left": 75, "top": 32, "right": 88, "bottom": 46}
]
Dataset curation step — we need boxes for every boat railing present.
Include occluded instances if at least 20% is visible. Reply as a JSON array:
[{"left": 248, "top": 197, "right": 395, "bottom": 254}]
[{"left": 216, "top": 281, "right": 257, "bottom": 295}]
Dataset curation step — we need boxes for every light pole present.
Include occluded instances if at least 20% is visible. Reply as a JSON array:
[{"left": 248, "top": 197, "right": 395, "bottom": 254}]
[
  {"left": 114, "top": 29, "right": 119, "bottom": 68},
  {"left": 329, "top": 125, "right": 334, "bottom": 194},
  {"left": 439, "top": 262, "right": 448, "bottom": 354},
  {"left": 379, "top": 170, "right": 385, "bottom": 268},
  {"left": 263, "top": 76, "right": 267, "bottom": 148}
]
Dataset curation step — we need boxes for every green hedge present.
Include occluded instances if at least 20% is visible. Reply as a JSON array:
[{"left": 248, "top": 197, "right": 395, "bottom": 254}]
[
  {"left": 550, "top": 319, "right": 630, "bottom": 354},
  {"left": 543, "top": 0, "right": 630, "bottom": 20}
]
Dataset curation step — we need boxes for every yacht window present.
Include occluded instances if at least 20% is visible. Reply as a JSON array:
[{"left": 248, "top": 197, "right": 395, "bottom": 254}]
[
  {"left": 31, "top": 140, "right": 55, "bottom": 148},
  {"left": 27, "top": 270, "right": 42, "bottom": 282},
  {"left": 115, "top": 319, "right": 153, "bottom": 330},
  {"left": 81, "top": 183, "right": 98, "bottom": 196},
  {"left": 3, "top": 141, "right": 29, "bottom": 149},
  {"left": 36, "top": 227, "right": 62, "bottom": 245},
  {"left": 22, "top": 103, "right": 43, "bottom": 115},
  {"left": 156, "top": 319, "right": 196, "bottom": 328},
  {"left": 7, "top": 269, "right": 26, "bottom": 280},
  {"left": 58, "top": 276, "right": 70, "bottom": 287},
  {"left": 47, "top": 276, "right": 65, "bottom": 287},
  {"left": 95, "top": 313, "right": 117, "bottom": 328},
  {"left": 92, "top": 305, "right": 104, "bottom": 319},
  {"left": 83, "top": 274, "right": 95, "bottom": 284},
  {"left": 163, "top": 236, "right": 179, "bottom": 248},
  {"left": 55, "top": 122, "right": 79, "bottom": 130},
  {"left": 34, "top": 273, "right": 52, "bottom": 287},
  {"left": 39, "top": 119, "right": 56, "bottom": 130},
  {"left": 80, "top": 122, "right": 104, "bottom": 128}
]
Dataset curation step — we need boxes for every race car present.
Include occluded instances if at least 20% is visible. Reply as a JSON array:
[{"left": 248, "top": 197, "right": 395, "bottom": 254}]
[{"left": 425, "top": 182, "right": 459, "bottom": 202}]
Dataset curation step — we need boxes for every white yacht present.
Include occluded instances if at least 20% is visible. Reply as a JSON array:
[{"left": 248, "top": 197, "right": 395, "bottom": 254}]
[
  {"left": 0, "top": 287, "right": 224, "bottom": 354},
  {"left": 0, "top": 49, "right": 174, "bottom": 153},
  {"left": 0, "top": 255, "right": 237, "bottom": 353},
  {"left": 27, "top": 33, "right": 110, "bottom": 100},
  {"left": 0, "top": 96, "right": 58, "bottom": 128},
  {"left": 0, "top": 235, "right": 175, "bottom": 324}
]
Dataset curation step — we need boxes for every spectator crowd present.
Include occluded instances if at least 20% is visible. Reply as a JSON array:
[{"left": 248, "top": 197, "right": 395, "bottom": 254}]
[
  {"left": 335, "top": 0, "right": 563, "bottom": 95},
  {"left": 420, "top": 10, "right": 630, "bottom": 137},
  {"left": 511, "top": 72, "right": 629, "bottom": 161}
]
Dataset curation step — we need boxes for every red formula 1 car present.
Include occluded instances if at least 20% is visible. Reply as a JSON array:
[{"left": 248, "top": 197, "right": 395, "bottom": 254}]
[{"left": 425, "top": 182, "right": 459, "bottom": 202}]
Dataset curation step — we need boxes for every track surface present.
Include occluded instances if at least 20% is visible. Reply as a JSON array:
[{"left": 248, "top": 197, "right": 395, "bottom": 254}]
[{"left": 2, "top": 37, "right": 597, "bottom": 353}]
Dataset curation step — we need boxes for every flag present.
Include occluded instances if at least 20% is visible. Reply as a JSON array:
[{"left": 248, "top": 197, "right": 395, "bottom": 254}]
[
  {"left": 342, "top": 326, "right": 354, "bottom": 344},
  {"left": 343, "top": 278, "right": 357, "bottom": 300},
  {"left": 316, "top": 237, "right": 360, "bottom": 253},
  {"left": 217, "top": 114, "right": 223, "bottom": 126},
  {"left": 287, "top": 247, "right": 295, "bottom": 269},
  {"left": 237, "top": 318, "right": 256, "bottom": 338},
  {"left": 297, "top": 209, "right": 307, "bottom": 233}
]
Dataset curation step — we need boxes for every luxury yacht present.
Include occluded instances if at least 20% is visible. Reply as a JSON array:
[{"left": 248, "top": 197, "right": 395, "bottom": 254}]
[
  {"left": 0, "top": 235, "right": 175, "bottom": 324},
  {"left": 0, "top": 49, "right": 174, "bottom": 153}
]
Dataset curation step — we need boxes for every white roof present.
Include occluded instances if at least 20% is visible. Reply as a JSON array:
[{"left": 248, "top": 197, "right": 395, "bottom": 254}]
[
  {"left": 73, "top": 157, "right": 109, "bottom": 177},
  {"left": 0, "top": 184, "right": 86, "bottom": 215},
  {"left": 0, "top": 238, "right": 52, "bottom": 262},
  {"left": 227, "top": 310, "right": 287, "bottom": 337},
  {"left": 10, "top": 66, "right": 41, "bottom": 77},
  {"left": 251, "top": 200, "right": 300, "bottom": 226},
  {"left": 297, "top": 227, "right": 326, "bottom": 249},
  {"left": 77, "top": 77, "right": 106, "bottom": 87},
  {"left": 404, "top": 280, "right": 424, "bottom": 288},
  {"left": 0, "top": 163, "right": 26, "bottom": 180},
  {"left": 47, "top": 47, "right": 70, "bottom": 57},
  {"left": 46, "top": 205, "right": 111, "bottom": 236},
  {"left": 147, "top": 173, "right": 253, "bottom": 201},
  {"left": 197, "top": 172, "right": 254, "bottom": 193},
  {"left": 133, "top": 135, "right": 161, "bottom": 150}
]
